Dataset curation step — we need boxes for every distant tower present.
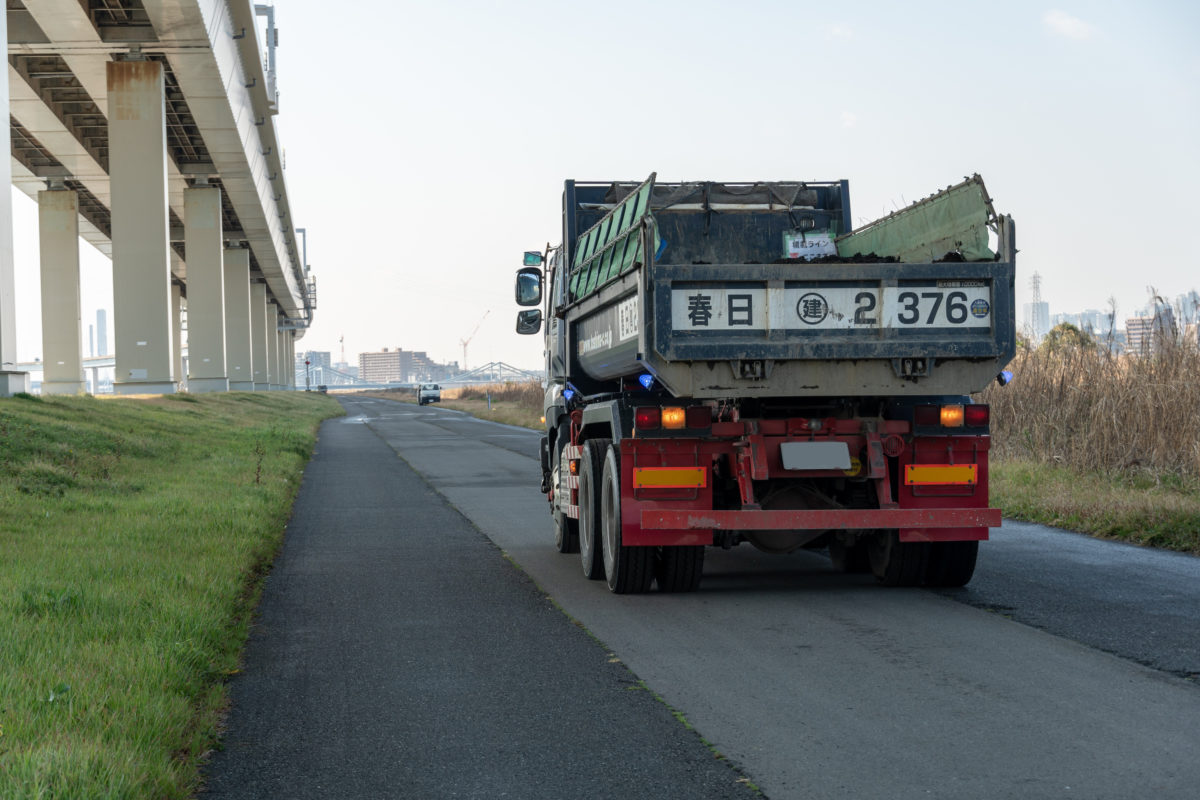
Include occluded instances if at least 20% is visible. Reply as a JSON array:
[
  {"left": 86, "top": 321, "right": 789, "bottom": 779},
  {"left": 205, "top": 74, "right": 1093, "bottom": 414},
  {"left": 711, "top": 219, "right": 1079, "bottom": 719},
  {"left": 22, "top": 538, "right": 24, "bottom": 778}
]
[
  {"left": 1023, "top": 272, "right": 1050, "bottom": 342},
  {"left": 88, "top": 324, "right": 95, "bottom": 357},
  {"left": 97, "top": 309, "right": 108, "bottom": 356}
]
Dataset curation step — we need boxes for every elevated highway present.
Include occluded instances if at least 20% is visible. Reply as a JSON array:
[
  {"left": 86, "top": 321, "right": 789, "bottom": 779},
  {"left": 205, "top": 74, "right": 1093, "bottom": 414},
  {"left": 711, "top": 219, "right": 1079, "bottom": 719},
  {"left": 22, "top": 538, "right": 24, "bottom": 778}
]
[{"left": 1, "top": 0, "right": 313, "bottom": 395}]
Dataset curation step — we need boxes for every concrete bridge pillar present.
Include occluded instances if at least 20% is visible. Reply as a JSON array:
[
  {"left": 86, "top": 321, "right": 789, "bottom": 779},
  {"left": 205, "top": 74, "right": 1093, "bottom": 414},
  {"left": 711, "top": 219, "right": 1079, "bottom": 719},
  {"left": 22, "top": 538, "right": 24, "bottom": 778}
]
[
  {"left": 184, "top": 185, "right": 228, "bottom": 392},
  {"left": 172, "top": 283, "right": 185, "bottom": 390},
  {"left": 0, "top": 6, "right": 30, "bottom": 396},
  {"left": 108, "top": 59, "right": 176, "bottom": 394},
  {"left": 269, "top": 305, "right": 282, "bottom": 390},
  {"left": 38, "top": 187, "right": 84, "bottom": 394},
  {"left": 223, "top": 247, "right": 253, "bottom": 390},
  {"left": 287, "top": 331, "right": 296, "bottom": 388},
  {"left": 250, "top": 282, "right": 269, "bottom": 390}
]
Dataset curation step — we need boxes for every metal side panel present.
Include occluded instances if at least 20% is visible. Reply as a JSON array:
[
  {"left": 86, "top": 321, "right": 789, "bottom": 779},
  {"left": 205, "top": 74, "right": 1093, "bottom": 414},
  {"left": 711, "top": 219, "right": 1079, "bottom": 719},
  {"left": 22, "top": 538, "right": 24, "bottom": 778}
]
[{"left": 645, "top": 259, "right": 1016, "bottom": 398}]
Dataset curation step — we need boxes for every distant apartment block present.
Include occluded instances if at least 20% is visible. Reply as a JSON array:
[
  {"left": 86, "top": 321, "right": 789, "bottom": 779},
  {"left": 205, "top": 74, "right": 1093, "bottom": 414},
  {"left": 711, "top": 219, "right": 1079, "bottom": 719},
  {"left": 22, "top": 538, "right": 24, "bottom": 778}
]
[
  {"left": 1023, "top": 301, "right": 1049, "bottom": 342},
  {"left": 357, "top": 348, "right": 453, "bottom": 383},
  {"left": 359, "top": 348, "right": 409, "bottom": 383},
  {"left": 1126, "top": 305, "right": 1176, "bottom": 355}
]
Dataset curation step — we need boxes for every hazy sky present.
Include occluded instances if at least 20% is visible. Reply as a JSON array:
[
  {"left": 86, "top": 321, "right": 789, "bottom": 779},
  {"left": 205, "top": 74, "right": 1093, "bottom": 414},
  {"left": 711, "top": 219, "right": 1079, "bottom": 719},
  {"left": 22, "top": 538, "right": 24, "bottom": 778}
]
[{"left": 10, "top": 0, "right": 1200, "bottom": 369}]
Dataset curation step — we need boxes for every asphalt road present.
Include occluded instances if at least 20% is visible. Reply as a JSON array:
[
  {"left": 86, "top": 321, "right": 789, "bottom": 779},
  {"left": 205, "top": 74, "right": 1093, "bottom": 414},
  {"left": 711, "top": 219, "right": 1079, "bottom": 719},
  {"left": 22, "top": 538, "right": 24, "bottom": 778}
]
[
  {"left": 201, "top": 404, "right": 754, "bottom": 799},
  {"left": 207, "top": 396, "right": 1200, "bottom": 799}
]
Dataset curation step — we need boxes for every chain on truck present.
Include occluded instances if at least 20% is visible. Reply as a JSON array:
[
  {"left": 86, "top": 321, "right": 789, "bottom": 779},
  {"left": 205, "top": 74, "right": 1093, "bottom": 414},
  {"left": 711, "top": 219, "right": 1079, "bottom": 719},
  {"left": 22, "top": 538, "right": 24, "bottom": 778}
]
[{"left": 514, "top": 173, "right": 1016, "bottom": 594}]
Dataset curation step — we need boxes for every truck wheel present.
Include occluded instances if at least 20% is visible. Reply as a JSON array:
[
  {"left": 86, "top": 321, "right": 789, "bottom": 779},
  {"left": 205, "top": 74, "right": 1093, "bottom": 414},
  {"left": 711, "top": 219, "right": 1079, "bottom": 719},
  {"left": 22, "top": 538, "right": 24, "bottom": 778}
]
[
  {"left": 578, "top": 438, "right": 609, "bottom": 580},
  {"left": 829, "top": 538, "right": 871, "bottom": 574},
  {"left": 601, "top": 444, "right": 654, "bottom": 594},
  {"left": 867, "top": 531, "right": 929, "bottom": 587},
  {"left": 655, "top": 546, "right": 704, "bottom": 592},
  {"left": 552, "top": 428, "right": 578, "bottom": 554},
  {"left": 925, "top": 541, "right": 979, "bottom": 587}
]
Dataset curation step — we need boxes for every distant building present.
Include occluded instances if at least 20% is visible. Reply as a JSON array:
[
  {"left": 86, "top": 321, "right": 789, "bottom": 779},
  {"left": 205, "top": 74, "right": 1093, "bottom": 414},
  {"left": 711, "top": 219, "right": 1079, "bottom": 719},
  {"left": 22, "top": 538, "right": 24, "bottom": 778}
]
[
  {"left": 301, "top": 350, "right": 332, "bottom": 370},
  {"left": 97, "top": 309, "right": 108, "bottom": 356},
  {"left": 359, "top": 348, "right": 409, "bottom": 383},
  {"left": 1125, "top": 305, "right": 1176, "bottom": 355},
  {"left": 357, "top": 347, "right": 460, "bottom": 383},
  {"left": 1175, "top": 290, "right": 1200, "bottom": 326},
  {"left": 1023, "top": 301, "right": 1049, "bottom": 342}
]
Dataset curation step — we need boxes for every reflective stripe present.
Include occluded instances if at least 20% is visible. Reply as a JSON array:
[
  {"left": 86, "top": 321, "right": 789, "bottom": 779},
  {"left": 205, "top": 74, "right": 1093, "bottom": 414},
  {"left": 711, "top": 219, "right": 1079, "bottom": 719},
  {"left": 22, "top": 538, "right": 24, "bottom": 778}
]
[
  {"left": 632, "top": 467, "right": 707, "bottom": 489},
  {"left": 904, "top": 464, "right": 977, "bottom": 485}
]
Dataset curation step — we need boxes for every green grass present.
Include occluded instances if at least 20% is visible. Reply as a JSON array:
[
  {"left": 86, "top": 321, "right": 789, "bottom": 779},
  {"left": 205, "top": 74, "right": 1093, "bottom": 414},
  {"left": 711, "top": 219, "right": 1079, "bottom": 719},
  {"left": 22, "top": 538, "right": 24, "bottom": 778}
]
[
  {"left": 991, "top": 459, "right": 1200, "bottom": 553},
  {"left": 0, "top": 391, "right": 343, "bottom": 799}
]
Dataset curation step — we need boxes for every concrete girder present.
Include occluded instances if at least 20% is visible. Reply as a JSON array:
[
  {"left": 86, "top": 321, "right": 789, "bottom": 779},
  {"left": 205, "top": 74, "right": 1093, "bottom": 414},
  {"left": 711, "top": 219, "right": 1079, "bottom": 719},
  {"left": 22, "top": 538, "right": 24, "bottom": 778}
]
[
  {"left": 142, "top": 0, "right": 306, "bottom": 322},
  {"left": 8, "top": 0, "right": 290, "bottom": 295},
  {"left": 8, "top": 3, "right": 191, "bottom": 276}
]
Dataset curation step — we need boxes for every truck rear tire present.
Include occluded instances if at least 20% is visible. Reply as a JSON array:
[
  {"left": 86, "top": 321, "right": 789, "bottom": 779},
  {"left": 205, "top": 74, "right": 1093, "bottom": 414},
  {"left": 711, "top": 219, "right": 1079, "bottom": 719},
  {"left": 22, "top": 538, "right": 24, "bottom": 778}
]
[
  {"left": 656, "top": 546, "right": 704, "bottom": 592},
  {"left": 829, "top": 537, "right": 871, "bottom": 574},
  {"left": 578, "top": 438, "right": 608, "bottom": 580},
  {"left": 601, "top": 444, "right": 654, "bottom": 594},
  {"left": 925, "top": 540, "right": 979, "bottom": 587},
  {"left": 552, "top": 428, "right": 578, "bottom": 554},
  {"left": 868, "top": 531, "right": 929, "bottom": 587}
]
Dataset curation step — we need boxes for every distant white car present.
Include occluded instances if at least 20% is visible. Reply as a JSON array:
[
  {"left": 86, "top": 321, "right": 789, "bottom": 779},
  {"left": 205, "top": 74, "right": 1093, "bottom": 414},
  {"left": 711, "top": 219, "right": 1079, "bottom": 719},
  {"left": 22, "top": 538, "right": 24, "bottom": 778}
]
[{"left": 418, "top": 383, "right": 442, "bottom": 406}]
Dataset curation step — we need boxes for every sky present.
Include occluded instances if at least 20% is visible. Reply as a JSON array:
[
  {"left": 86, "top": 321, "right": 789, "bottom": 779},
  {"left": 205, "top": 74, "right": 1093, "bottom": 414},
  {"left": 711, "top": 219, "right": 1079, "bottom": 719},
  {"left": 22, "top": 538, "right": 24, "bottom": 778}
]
[{"left": 10, "top": 0, "right": 1200, "bottom": 370}]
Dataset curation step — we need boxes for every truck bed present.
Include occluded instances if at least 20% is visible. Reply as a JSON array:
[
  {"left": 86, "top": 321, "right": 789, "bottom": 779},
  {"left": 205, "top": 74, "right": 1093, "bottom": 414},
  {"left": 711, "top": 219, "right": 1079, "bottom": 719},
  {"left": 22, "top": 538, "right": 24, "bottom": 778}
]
[{"left": 564, "top": 175, "right": 1016, "bottom": 398}]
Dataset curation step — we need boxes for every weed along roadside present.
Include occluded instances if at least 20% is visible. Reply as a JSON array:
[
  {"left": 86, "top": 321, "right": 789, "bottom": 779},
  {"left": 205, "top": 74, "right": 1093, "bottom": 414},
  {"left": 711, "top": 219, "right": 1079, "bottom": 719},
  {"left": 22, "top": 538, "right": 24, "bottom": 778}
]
[
  {"left": 982, "top": 338, "right": 1200, "bottom": 554},
  {"left": 0, "top": 391, "right": 342, "bottom": 799}
]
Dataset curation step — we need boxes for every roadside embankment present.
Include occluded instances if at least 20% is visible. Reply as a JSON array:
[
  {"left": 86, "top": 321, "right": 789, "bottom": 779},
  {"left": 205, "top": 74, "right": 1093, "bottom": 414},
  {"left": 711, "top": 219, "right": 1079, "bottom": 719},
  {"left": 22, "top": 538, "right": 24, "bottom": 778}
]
[
  {"left": 983, "top": 341, "right": 1200, "bottom": 553},
  {"left": 0, "top": 391, "right": 342, "bottom": 799}
]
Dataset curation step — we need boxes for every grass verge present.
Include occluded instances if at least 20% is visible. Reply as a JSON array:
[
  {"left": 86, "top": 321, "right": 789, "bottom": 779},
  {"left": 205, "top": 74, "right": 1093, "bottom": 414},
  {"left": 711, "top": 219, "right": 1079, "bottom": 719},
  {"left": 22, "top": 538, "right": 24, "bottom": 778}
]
[
  {"left": 0, "top": 391, "right": 343, "bottom": 799},
  {"left": 990, "top": 459, "right": 1200, "bottom": 553}
]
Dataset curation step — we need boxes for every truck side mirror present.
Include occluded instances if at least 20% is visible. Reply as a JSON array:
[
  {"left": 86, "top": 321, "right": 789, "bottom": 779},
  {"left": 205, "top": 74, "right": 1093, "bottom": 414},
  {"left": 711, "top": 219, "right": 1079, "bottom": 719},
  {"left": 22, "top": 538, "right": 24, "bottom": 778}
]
[
  {"left": 515, "top": 267, "right": 543, "bottom": 306},
  {"left": 523, "top": 251, "right": 545, "bottom": 267},
  {"left": 516, "top": 309, "right": 542, "bottom": 335}
]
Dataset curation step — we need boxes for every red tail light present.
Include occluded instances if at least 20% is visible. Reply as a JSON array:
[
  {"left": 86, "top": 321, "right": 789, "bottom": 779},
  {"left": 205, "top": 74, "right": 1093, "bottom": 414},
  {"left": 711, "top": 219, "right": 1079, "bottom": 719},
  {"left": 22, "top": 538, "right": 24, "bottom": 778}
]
[
  {"left": 914, "top": 405, "right": 940, "bottom": 426},
  {"left": 964, "top": 404, "right": 990, "bottom": 427},
  {"left": 685, "top": 406, "right": 712, "bottom": 428},
  {"left": 635, "top": 407, "right": 661, "bottom": 430}
]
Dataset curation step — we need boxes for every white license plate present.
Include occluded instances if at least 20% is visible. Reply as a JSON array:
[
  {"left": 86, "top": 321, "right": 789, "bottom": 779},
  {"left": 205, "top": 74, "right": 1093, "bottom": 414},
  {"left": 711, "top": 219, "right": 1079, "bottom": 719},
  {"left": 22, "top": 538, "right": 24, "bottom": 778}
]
[
  {"left": 671, "top": 284, "right": 993, "bottom": 331},
  {"left": 780, "top": 441, "right": 851, "bottom": 471}
]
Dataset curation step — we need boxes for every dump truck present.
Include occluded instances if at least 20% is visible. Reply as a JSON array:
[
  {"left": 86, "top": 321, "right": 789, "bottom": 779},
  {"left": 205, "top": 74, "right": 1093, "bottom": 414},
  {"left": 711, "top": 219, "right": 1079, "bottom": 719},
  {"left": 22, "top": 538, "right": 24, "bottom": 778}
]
[{"left": 514, "top": 173, "right": 1015, "bottom": 593}]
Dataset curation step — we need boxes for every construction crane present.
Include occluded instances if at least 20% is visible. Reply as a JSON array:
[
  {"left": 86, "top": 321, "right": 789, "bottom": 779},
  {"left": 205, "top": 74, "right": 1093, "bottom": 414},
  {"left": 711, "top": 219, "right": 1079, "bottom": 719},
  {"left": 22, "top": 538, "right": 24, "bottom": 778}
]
[{"left": 460, "top": 311, "right": 490, "bottom": 370}]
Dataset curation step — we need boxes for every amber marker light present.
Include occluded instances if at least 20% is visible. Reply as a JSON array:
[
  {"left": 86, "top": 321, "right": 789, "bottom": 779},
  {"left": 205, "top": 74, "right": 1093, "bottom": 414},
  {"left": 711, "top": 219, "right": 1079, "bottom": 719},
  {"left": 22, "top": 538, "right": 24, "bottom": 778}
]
[
  {"left": 661, "top": 407, "right": 687, "bottom": 429},
  {"left": 940, "top": 404, "right": 965, "bottom": 427}
]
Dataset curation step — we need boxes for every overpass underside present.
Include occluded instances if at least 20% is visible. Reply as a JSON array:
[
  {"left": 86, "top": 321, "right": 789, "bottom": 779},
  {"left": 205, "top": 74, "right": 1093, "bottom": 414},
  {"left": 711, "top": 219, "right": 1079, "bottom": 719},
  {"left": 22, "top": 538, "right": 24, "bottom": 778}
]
[{"left": 1, "top": 0, "right": 314, "bottom": 395}]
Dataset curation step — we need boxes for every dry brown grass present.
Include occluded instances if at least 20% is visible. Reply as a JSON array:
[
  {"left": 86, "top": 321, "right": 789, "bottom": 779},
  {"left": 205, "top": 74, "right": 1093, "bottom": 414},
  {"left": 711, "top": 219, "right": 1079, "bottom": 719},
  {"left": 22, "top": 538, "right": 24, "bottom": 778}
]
[
  {"left": 448, "top": 380, "right": 544, "bottom": 407},
  {"left": 442, "top": 381, "right": 544, "bottom": 429},
  {"left": 981, "top": 340, "right": 1200, "bottom": 551},
  {"left": 981, "top": 342, "right": 1200, "bottom": 477}
]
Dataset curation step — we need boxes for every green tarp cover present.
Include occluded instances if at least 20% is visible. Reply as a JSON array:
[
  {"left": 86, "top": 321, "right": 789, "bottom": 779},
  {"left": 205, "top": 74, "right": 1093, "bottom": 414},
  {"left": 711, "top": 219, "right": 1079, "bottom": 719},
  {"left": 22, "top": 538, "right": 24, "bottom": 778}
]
[
  {"left": 570, "top": 174, "right": 656, "bottom": 301},
  {"left": 836, "top": 175, "right": 995, "bottom": 262}
]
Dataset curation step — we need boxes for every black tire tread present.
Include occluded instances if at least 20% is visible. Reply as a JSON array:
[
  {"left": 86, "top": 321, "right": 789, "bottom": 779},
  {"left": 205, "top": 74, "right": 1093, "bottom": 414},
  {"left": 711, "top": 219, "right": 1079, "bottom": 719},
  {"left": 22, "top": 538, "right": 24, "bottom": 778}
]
[
  {"left": 656, "top": 546, "right": 705, "bottom": 592},
  {"left": 578, "top": 438, "right": 609, "bottom": 580},
  {"left": 602, "top": 443, "right": 655, "bottom": 594},
  {"left": 870, "top": 532, "right": 930, "bottom": 587},
  {"left": 925, "top": 540, "right": 979, "bottom": 587}
]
